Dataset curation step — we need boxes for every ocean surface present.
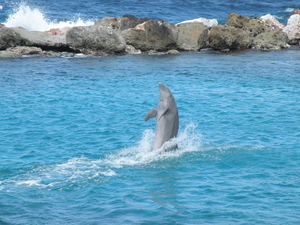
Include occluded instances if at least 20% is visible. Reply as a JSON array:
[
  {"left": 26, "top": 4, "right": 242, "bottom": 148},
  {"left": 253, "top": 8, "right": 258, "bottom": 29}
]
[{"left": 1, "top": 0, "right": 300, "bottom": 224}]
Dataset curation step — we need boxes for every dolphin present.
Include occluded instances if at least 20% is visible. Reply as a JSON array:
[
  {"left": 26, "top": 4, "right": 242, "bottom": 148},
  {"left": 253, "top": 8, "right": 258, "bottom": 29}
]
[{"left": 145, "top": 82, "right": 179, "bottom": 151}]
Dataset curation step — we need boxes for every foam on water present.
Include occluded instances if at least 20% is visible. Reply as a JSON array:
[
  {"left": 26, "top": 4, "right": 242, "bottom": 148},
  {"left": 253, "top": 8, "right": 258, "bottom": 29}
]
[
  {"left": 4, "top": 2, "right": 94, "bottom": 31},
  {"left": 0, "top": 121, "right": 266, "bottom": 191},
  {"left": 0, "top": 123, "right": 203, "bottom": 190},
  {"left": 284, "top": 8, "right": 295, "bottom": 12}
]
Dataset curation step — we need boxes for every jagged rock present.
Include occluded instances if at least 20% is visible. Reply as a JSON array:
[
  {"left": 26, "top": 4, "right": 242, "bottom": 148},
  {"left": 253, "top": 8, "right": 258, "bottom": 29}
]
[
  {"left": 251, "top": 30, "right": 289, "bottom": 50},
  {"left": 125, "top": 45, "right": 142, "bottom": 54},
  {"left": 0, "top": 50, "right": 20, "bottom": 58},
  {"left": 122, "top": 19, "right": 178, "bottom": 51},
  {"left": 176, "top": 18, "right": 218, "bottom": 27},
  {"left": 66, "top": 25, "right": 126, "bottom": 54},
  {"left": 95, "top": 15, "right": 150, "bottom": 30},
  {"left": 0, "top": 46, "right": 43, "bottom": 57},
  {"left": 208, "top": 25, "right": 250, "bottom": 50},
  {"left": 176, "top": 22, "right": 209, "bottom": 51},
  {"left": 9, "top": 27, "right": 68, "bottom": 50},
  {"left": 292, "top": 10, "right": 300, "bottom": 15},
  {"left": 226, "top": 12, "right": 289, "bottom": 49},
  {"left": 7, "top": 46, "right": 43, "bottom": 55},
  {"left": 0, "top": 26, "right": 24, "bottom": 50},
  {"left": 0, "top": 26, "right": 69, "bottom": 51},
  {"left": 226, "top": 13, "right": 280, "bottom": 37},
  {"left": 166, "top": 49, "right": 180, "bottom": 54},
  {"left": 45, "top": 27, "right": 71, "bottom": 36},
  {"left": 283, "top": 14, "right": 300, "bottom": 45}
]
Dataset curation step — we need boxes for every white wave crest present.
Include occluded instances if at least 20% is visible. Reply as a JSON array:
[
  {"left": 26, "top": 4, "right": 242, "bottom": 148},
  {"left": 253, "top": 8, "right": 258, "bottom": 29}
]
[
  {"left": 284, "top": 8, "right": 294, "bottom": 13},
  {"left": 4, "top": 3, "right": 94, "bottom": 31}
]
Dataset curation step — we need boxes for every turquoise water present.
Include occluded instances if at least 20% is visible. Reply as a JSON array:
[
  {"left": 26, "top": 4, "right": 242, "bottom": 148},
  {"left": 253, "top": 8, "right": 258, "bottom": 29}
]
[{"left": 1, "top": 48, "right": 300, "bottom": 224}]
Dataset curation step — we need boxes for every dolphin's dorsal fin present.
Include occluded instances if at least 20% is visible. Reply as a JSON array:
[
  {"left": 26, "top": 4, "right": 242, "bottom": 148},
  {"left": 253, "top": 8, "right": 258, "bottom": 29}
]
[{"left": 145, "top": 108, "right": 157, "bottom": 121}]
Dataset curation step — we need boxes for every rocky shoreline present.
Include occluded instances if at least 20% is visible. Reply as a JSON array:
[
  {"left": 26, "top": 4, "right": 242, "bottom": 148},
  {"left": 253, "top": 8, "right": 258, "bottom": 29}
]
[{"left": 0, "top": 12, "right": 299, "bottom": 58}]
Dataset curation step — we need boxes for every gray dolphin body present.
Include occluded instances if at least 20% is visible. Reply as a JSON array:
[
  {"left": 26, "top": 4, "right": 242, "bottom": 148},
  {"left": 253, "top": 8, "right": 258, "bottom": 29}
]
[{"left": 145, "top": 83, "right": 179, "bottom": 151}]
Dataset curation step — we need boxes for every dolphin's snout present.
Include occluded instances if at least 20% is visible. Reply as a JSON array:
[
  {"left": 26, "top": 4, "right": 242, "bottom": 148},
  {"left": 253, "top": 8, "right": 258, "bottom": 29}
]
[
  {"left": 159, "top": 82, "right": 166, "bottom": 91},
  {"left": 159, "top": 82, "right": 171, "bottom": 95}
]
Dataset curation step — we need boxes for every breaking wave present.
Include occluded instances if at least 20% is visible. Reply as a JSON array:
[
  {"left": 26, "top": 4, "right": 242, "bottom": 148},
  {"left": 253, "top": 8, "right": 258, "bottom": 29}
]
[{"left": 4, "top": 2, "right": 94, "bottom": 31}]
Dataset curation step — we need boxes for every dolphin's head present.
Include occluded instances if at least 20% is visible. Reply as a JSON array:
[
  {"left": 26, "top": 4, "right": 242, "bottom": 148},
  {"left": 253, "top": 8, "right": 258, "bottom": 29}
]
[{"left": 159, "top": 82, "right": 174, "bottom": 102}]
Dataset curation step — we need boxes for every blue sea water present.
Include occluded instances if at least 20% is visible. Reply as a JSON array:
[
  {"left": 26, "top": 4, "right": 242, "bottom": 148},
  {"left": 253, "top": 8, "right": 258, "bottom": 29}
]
[
  {"left": 0, "top": 0, "right": 299, "bottom": 26},
  {"left": 1, "top": 0, "right": 300, "bottom": 224}
]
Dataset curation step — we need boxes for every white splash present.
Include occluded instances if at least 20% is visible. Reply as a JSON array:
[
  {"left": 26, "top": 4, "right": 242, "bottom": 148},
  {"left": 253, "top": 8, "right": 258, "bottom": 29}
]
[
  {"left": 284, "top": 8, "right": 294, "bottom": 13},
  {"left": 1, "top": 123, "right": 203, "bottom": 190},
  {"left": 101, "top": 123, "right": 203, "bottom": 168},
  {"left": 4, "top": 3, "right": 94, "bottom": 31},
  {"left": 176, "top": 18, "right": 218, "bottom": 27}
]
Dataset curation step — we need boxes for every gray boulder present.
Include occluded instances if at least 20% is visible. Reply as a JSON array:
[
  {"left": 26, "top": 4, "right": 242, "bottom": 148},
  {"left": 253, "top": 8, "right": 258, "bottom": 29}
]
[
  {"left": 226, "top": 13, "right": 264, "bottom": 37},
  {"left": 208, "top": 25, "right": 250, "bottom": 50},
  {"left": 7, "top": 46, "right": 43, "bottom": 55},
  {"left": 0, "top": 26, "right": 24, "bottom": 50},
  {"left": 0, "top": 50, "right": 19, "bottom": 58},
  {"left": 226, "top": 12, "right": 289, "bottom": 49},
  {"left": 176, "top": 22, "right": 209, "bottom": 51},
  {"left": 95, "top": 15, "right": 150, "bottom": 31},
  {"left": 0, "top": 46, "right": 43, "bottom": 58},
  {"left": 166, "top": 49, "right": 180, "bottom": 54},
  {"left": 66, "top": 25, "right": 126, "bottom": 54},
  {"left": 125, "top": 45, "right": 142, "bottom": 54},
  {"left": 0, "top": 26, "right": 67, "bottom": 51},
  {"left": 122, "top": 19, "right": 178, "bottom": 52},
  {"left": 10, "top": 27, "right": 67, "bottom": 50},
  {"left": 251, "top": 30, "right": 289, "bottom": 50}
]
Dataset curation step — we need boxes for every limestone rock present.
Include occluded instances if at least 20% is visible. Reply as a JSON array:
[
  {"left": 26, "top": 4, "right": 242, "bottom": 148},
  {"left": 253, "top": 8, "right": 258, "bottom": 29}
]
[
  {"left": 292, "top": 10, "right": 300, "bottom": 15},
  {"left": 122, "top": 19, "right": 178, "bottom": 51},
  {"left": 208, "top": 25, "right": 250, "bottom": 50},
  {"left": 283, "top": 14, "right": 300, "bottom": 45},
  {"left": 0, "top": 46, "right": 43, "bottom": 57},
  {"left": 0, "top": 26, "right": 24, "bottom": 50},
  {"left": 226, "top": 12, "right": 289, "bottom": 49},
  {"left": 45, "top": 27, "right": 71, "bottom": 36},
  {"left": 66, "top": 25, "right": 126, "bottom": 54},
  {"left": 11, "top": 27, "right": 67, "bottom": 49},
  {"left": 95, "top": 15, "right": 150, "bottom": 31},
  {"left": 166, "top": 49, "right": 180, "bottom": 54},
  {"left": 226, "top": 13, "right": 277, "bottom": 37},
  {"left": 125, "top": 45, "right": 142, "bottom": 54},
  {"left": 176, "top": 22, "right": 209, "bottom": 51},
  {"left": 251, "top": 31, "right": 289, "bottom": 50},
  {"left": 260, "top": 14, "right": 285, "bottom": 30},
  {"left": 0, "top": 50, "right": 20, "bottom": 58},
  {"left": 7, "top": 46, "right": 43, "bottom": 55},
  {"left": 176, "top": 18, "right": 218, "bottom": 27}
]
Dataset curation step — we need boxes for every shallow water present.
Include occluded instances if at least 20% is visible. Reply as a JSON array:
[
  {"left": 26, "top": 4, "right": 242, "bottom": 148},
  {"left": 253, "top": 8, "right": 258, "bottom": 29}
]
[{"left": 1, "top": 48, "right": 300, "bottom": 224}]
